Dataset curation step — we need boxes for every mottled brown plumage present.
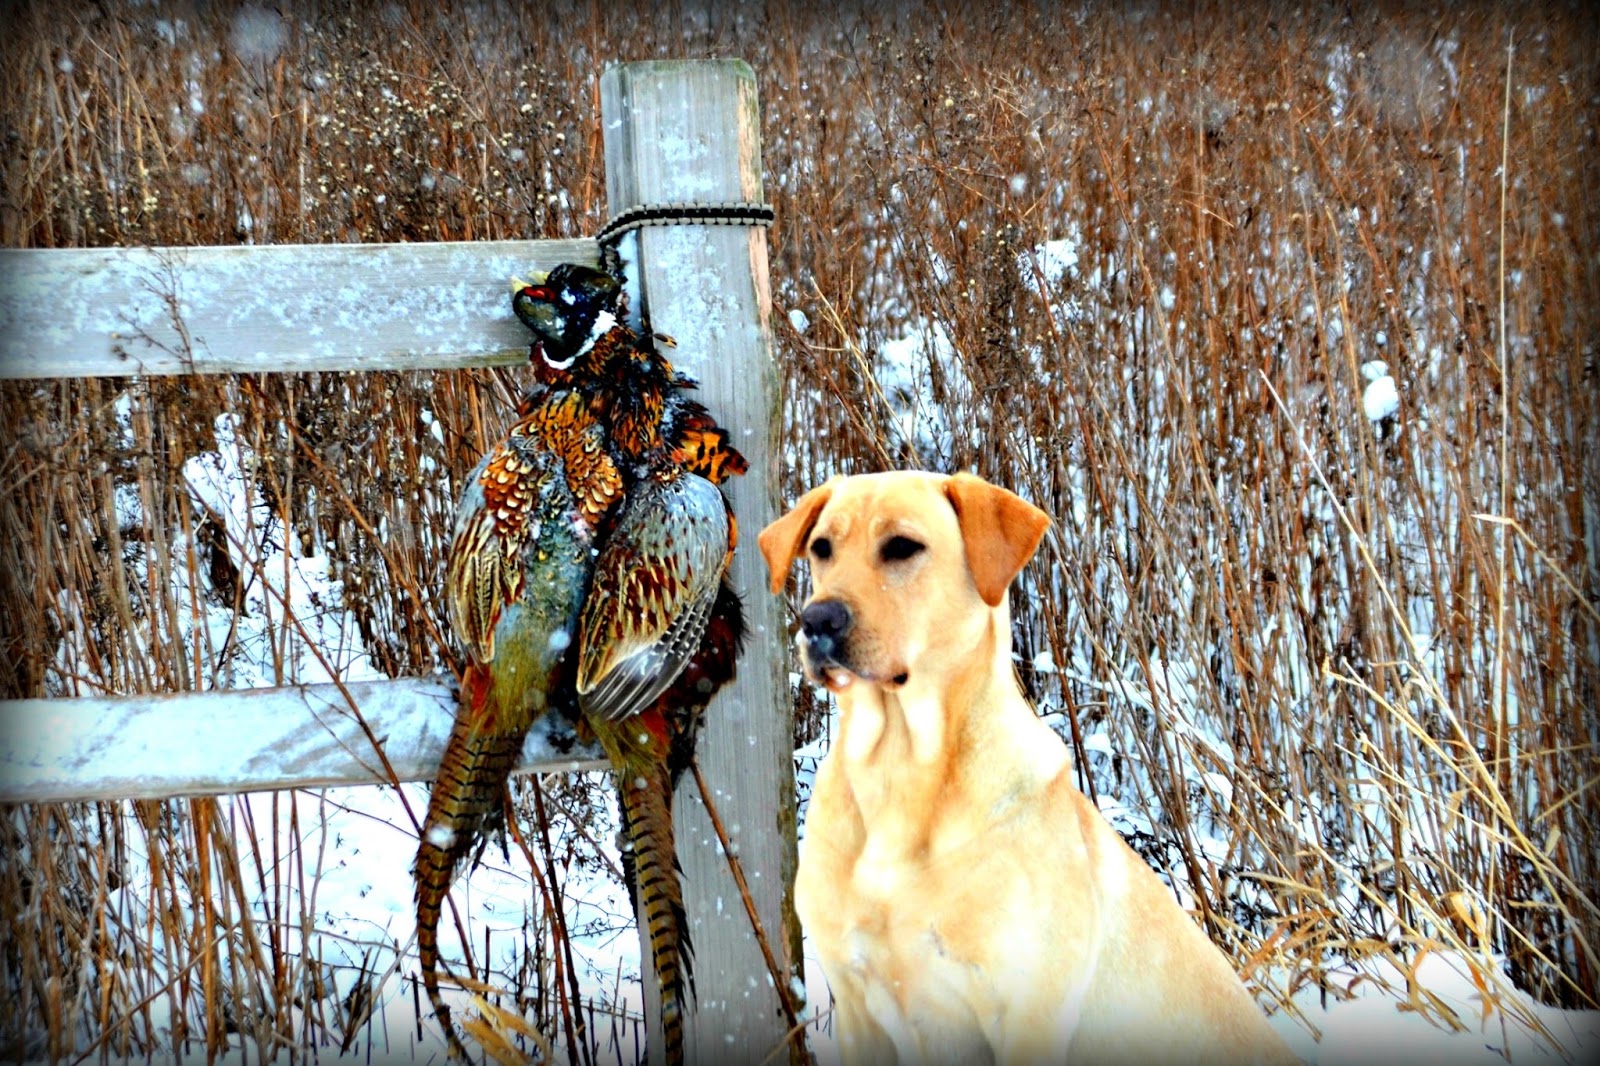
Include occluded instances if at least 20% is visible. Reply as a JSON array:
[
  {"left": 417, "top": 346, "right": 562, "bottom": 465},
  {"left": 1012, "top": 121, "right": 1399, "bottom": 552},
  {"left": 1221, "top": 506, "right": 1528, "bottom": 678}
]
[
  {"left": 569, "top": 315, "right": 746, "bottom": 1066},
  {"left": 415, "top": 263, "right": 745, "bottom": 1063},
  {"left": 418, "top": 365, "right": 619, "bottom": 1061}
]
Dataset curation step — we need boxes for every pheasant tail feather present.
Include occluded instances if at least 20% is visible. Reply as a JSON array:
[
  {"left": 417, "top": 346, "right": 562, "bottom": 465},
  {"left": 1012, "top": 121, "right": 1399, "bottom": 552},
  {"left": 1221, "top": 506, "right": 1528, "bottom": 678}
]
[
  {"left": 616, "top": 752, "right": 691, "bottom": 1065},
  {"left": 414, "top": 665, "right": 535, "bottom": 1058}
]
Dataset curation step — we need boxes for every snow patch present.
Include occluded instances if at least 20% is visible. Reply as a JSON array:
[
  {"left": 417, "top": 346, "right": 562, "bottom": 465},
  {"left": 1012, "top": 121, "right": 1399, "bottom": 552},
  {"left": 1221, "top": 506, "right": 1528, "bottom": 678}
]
[{"left": 1362, "top": 361, "right": 1400, "bottom": 422}]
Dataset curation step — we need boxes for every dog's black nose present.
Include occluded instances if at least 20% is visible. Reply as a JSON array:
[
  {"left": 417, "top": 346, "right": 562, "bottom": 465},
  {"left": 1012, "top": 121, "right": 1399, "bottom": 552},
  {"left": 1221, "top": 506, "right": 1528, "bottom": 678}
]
[{"left": 800, "top": 599, "right": 852, "bottom": 658}]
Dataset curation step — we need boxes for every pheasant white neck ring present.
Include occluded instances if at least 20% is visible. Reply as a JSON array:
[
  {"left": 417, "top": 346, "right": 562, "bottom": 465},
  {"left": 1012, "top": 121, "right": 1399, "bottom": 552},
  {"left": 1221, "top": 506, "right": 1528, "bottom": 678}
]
[{"left": 566, "top": 309, "right": 618, "bottom": 365}]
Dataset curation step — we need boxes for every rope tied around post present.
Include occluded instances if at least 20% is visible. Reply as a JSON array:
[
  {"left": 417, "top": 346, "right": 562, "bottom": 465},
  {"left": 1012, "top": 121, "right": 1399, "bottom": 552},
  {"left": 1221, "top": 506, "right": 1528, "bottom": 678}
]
[
  {"left": 596, "top": 200, "right": 774, "bottom": 280},
  {"left": 597, "top": 200, "right": 775, "bottom": 247}
]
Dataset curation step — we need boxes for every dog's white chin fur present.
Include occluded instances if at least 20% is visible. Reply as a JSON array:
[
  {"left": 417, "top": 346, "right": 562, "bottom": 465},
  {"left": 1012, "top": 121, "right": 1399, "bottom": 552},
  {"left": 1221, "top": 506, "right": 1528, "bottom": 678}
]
[
  {"left": 823, "top": 667, "right": 855, "bottom": 691},
  {"left": 810, "top": 659, "right": 904, "bottom": 692}
]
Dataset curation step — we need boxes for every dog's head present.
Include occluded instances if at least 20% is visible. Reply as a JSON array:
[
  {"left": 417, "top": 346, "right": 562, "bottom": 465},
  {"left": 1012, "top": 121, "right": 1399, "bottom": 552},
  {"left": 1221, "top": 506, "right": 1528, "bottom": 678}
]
[{"left": 758, "top": 472, "right": 1050, "bottom": 693}]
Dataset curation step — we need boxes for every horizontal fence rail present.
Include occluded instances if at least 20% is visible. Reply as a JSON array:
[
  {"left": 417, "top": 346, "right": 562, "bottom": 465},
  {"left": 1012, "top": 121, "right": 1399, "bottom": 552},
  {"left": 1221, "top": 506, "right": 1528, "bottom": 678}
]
[
  {"left": 0, "top": 676, "right": 602, "bottom": 804},
  {"left": 0, "top": 238, "right": 599, "bottom": 379}
]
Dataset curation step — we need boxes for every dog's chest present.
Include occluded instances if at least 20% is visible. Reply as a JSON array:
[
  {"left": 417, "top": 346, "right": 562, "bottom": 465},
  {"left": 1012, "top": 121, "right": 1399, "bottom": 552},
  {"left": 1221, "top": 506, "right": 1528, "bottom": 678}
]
[
  {"left": 800, "top": 838, "right": 1028, "bottom": 1062},
  {"left": 800, "top": 815, "right": 1024, "bottom": 987}
]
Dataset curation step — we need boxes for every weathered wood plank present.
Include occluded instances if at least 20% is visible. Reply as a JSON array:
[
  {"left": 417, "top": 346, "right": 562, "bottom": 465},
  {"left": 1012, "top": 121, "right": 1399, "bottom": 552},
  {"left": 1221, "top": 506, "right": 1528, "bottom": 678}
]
[
  {"left": 0, "top": 677, "right": 601, "bottom": 804},
  {"left": 0, "top": 239, "right": 598, "bottom": 379},
  {"left": 603, "top": 60, "right": 799, "bottom": 1066}
]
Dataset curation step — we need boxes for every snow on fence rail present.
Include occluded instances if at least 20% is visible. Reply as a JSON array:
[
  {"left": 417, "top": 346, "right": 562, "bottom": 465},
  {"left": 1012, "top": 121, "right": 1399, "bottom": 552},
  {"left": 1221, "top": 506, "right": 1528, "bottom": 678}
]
[
  {"left": 0, "top": 677, "right": 603, "bottom": 805},
  {"left": 0, "top": 59, "right": 797, "bottom": 1066},
  {"left": 0, "top": 238, "right": 601, "bottom": 378}
]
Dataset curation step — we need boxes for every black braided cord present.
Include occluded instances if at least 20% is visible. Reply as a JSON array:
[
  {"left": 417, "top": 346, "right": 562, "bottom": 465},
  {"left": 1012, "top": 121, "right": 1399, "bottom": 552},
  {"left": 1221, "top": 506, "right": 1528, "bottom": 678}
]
[
  {"left": 596, "top": 200, "right": 775, "bottom": 247},
  {"left": 594, "top": 200, "right": 773, "bottom": 295}
]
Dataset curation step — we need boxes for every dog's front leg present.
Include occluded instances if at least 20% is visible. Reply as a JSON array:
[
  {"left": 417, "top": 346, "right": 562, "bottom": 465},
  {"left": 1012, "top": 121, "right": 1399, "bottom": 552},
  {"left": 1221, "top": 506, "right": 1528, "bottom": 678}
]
[
  {"left": 824, "top": 970, "right": 899, "bottom": 1065},
  {"left": 821, "top": 956, "right": 997, "bottom": 1065}
]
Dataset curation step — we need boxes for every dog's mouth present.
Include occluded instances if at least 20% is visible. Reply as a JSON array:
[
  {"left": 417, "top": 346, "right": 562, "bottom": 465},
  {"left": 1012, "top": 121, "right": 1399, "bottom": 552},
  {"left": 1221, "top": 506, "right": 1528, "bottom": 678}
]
[
  {"left": 796, "top": 632, "right": 908, "bottom": 691},
  {"left": 821, "top": 666, "right": 856, "bottom": 691}
]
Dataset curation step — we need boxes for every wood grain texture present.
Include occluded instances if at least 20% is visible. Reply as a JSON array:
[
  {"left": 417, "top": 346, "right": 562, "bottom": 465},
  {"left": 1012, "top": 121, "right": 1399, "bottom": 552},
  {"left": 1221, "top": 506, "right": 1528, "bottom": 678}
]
[
  {"left": 0, "top": 677, "right": 602, "bottom": 804},
  {"left": 0, "top": 239, "right": 598, "bottom": 379},
  {"left": 602, "top": 60, "right": 800, "bottom": 1066}
]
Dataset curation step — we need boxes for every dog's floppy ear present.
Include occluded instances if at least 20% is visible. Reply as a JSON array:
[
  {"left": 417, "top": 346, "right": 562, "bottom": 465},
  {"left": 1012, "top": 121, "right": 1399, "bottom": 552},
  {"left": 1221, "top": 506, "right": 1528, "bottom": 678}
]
[
  {"left": 758, "top": 481, "right": 835, "bottom": 594},
  {"left": 944, "top": 473, "right": 1051, "bottom": 607}
]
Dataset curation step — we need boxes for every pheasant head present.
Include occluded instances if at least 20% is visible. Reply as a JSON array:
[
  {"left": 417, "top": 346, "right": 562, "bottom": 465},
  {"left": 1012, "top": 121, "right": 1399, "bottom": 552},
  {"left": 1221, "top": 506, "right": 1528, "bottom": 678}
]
[{"left": 511, "top": 264, "right": 625, "bottom": 381}]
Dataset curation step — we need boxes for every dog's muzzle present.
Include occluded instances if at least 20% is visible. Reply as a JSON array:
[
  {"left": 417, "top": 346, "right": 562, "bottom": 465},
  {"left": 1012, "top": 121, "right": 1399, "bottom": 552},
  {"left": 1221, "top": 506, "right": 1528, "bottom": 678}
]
[{"left": 799, "top": 599, "right": 852, "bottom": 669}]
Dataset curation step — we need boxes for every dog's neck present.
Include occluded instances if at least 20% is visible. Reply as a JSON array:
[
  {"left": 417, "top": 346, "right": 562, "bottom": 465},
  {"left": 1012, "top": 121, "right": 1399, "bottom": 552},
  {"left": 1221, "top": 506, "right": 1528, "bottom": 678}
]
[
  {"left": 837, "top": 612, "right": 1009, "bottom": 767},
  {"left": 831, "top": 600, "right": 1065, "bottom": 855}
]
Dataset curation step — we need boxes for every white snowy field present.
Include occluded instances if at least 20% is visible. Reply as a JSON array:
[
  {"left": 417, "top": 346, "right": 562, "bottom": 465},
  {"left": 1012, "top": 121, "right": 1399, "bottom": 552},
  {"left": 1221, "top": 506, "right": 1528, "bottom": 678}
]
[
  {"left": 75, "top": 735, "right": 1593, "bottom": 1066},
  {"left": 65, "top": 752, "right": 1594, "bottom": 1066}
]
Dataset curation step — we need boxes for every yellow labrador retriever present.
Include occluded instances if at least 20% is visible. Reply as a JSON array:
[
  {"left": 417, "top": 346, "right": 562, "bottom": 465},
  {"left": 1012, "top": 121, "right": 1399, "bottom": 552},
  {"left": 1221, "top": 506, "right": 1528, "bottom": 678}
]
[{"left": 759, "top": 471, "right": 1298, "bottom": 1066}]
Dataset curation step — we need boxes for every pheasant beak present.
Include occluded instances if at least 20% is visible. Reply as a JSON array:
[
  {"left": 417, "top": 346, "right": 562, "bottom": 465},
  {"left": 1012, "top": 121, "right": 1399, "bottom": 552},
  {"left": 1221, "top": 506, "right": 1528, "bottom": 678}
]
[{"left": 509, "top": 270, "right": 549, "bottom": 293}]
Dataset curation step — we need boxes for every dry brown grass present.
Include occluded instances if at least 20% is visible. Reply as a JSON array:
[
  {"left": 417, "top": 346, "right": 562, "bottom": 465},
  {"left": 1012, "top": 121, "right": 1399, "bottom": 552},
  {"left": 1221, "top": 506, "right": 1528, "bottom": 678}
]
[{"left": 1, "top": 1, "right": 1596, "bottom": 1061}]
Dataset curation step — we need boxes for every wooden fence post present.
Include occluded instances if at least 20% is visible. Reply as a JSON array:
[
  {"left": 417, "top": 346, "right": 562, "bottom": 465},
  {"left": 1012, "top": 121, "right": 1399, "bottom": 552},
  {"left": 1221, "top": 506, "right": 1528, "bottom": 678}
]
[{"left": 601, "top": 61, "right": 800, "bottom": 1065}]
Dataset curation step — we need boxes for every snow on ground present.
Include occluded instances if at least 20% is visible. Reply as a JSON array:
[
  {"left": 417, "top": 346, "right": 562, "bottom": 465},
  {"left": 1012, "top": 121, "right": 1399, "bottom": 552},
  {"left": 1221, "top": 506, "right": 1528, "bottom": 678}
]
[
  {"left": 96, "top": 746, "right": 1592, "bottom": 1066},
  {"left": 1291, "top": 952, "right": 1600, "bottom": 1066},
  {"left": 878, "top": 316, "right": 959, "bottom": 463},
  {"left": 228, "top": 777, "right": 642, "bottom": 1064},
  {"left": 179, "top": 411, "right": 378, "bottom": 689}
]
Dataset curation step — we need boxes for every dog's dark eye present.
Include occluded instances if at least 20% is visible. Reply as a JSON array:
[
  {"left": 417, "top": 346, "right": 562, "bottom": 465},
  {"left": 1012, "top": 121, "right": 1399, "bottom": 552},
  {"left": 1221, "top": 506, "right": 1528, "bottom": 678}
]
[
  {"left": 881, "top": 535, "right": 925, "bottom": 562},
  {"left": 810, "top": 537, "right": 833, "bottom": 561}
]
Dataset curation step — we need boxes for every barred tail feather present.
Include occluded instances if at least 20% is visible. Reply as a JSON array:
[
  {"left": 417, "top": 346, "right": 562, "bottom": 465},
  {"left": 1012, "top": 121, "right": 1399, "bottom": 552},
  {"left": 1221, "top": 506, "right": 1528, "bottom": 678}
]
[
  {"left": 414, "top": 666, "right": 535, "bottom": 1059},
  {"left": 414, "top": 849, "right": 469, "bottom": 1060},
  {"left": 618, "top": 758, "right": 691, "bottom": 1066}
]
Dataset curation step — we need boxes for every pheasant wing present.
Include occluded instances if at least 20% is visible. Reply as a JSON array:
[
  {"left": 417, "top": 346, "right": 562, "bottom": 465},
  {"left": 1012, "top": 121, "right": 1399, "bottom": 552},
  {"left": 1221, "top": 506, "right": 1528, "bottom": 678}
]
[
  {"left": 577, "top": 473, "right": 732, "bottom": 722},
  {"left": 444, "top": 435, "right": 550, "bottom": 664}
]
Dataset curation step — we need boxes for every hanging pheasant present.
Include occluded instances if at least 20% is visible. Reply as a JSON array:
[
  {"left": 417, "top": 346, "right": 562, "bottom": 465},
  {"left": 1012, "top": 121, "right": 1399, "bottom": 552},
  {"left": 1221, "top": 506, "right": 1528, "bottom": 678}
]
[
  {"left": 573, "top": 319, "right": 746, "bottom": 1064},
  {"left": 414, "top": 262, "right": 745, "bottom": 1063}
]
